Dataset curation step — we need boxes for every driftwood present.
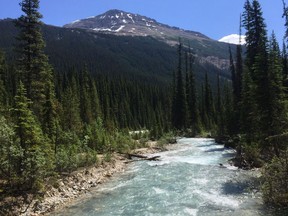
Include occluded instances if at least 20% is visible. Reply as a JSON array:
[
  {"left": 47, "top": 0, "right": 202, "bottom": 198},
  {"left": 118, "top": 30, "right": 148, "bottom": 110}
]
[
  {"left": 127, "top": 153, "right": 160, "bottom": 162},
  {"left": 128, "top": 153, "right": 148, "bottom": 159},
  {"left": 146, "top": 156, "right": 161, "bottom": 161}
]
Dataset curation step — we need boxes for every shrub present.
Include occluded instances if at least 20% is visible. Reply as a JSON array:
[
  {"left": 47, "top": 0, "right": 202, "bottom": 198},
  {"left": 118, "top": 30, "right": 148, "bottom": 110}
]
[{"left": 262, "top": 151, "right": 288, "bottom": 207}]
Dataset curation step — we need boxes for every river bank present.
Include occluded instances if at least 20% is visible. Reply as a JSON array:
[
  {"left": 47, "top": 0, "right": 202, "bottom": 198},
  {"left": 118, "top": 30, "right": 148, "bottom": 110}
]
[{"left": 0, "top": 142, "right": 168, "bottom": 216}]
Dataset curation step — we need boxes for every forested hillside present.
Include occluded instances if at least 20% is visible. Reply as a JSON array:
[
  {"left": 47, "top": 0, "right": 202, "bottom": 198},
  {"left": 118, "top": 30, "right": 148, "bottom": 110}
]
[{"left": 0, "top": 19, "right": 232, "bottom": 86}]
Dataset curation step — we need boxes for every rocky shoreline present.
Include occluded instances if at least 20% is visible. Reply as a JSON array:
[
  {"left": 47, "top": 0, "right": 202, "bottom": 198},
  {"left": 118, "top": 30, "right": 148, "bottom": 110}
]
[{"left": 13, "top": 144, "right": 165, "bottom": 216}]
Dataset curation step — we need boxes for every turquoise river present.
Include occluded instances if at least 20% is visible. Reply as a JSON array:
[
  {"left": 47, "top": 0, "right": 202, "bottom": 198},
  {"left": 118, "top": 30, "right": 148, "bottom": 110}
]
[{"left": 53, "top": 138, "right": 287, "bottom": 216}]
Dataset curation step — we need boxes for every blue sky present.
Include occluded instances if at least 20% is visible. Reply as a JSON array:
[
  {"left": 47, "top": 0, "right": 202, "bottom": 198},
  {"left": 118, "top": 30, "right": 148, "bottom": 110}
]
[{"left": 0, "top": 0, "right": 286, "bottom": 42}]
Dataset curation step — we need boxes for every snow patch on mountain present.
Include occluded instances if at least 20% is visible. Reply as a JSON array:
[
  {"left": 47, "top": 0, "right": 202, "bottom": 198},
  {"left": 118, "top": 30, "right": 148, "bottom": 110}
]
[
  {"left": 93, "top": 27, "right": 112, "bottom": 32},
  {"left": 219, "top": 34, "right": 246, "bottom": 45},
  {"left": 71, "top": 20, "right": 80, "bottom": 24},
  {"left": 127, "top": 14, "right": 135, "bottom": 23},
  {"left": 92, "top": 25, "right": 125, "bottom": 33},
  {"left": 115, "top": 25, "right": 125, "bottom": 32}
]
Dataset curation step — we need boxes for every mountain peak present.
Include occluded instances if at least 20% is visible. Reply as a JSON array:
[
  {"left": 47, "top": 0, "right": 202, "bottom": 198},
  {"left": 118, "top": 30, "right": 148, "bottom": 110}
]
[{"left": 63, "top": 9, "right": 210, "bottom": 43}]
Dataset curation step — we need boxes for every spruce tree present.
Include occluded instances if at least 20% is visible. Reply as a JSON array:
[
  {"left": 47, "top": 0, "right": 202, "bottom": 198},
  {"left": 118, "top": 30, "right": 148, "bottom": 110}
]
[
  {"left": 15, "top": 0, "right": 54, "bottom": 118},
  {"left": 203, "top": 73, "right": 214, "bottom": 130},
  {"left": 216, "top": 73, "right": 224, "bottom": 136},
  {"left": 0, "top": 50, "right": 7, "bottom": 108},
  {"left": 243, "top": 0, "right": 269, "bottom": 141},
  {"left": 266, "top": 33, "right": 287, "bottom": 145},
  {"left": 61, "top": 84, "right": 82, "bottom": 133},
  {"left": 79, "top": 68, "right": 93, "bottom": 124},
  {"left": 235, "top": 18, "right": 243, "bottom": 102},
  {"left": 240, "top": 68, "right": 257, "bottom": 141},
  {"left": 172, "top": 41, "right": 187, "bottom": 129},
  {"left": 13, "top": 82, "right": 54, "bottom": 191},
  {"left": 186, "top": 47, "right": 200, "bottom": 134},
  {"left": 229, "top": 46, "right": 237, "bottom": 98},
  {"left": 282, "top": 42, "right": 288, "bottom": 88}
]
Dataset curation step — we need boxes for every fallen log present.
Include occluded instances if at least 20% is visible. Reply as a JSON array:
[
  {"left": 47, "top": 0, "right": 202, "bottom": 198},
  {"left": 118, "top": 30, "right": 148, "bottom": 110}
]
[
  {"left": 127, "top": 153, "right": 148, "bottom": 159},
  {"left": 126, "top": 154, "right": 161, "bottom": 162},
  {"left": 146, "top": 156, "right": 161, "bottom": 161}
]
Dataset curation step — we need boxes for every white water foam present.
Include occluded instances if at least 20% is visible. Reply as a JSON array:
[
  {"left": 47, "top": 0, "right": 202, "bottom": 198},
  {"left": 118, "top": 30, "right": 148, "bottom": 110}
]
[
  {"left": 152, "top": 187, "right": 167, "bottom": 195},
  {"left": 184, "top": 208, "right": 199, "bottom": 216},
  {"left": 193, "top": 189, "right": 240, "bottom": 209}
]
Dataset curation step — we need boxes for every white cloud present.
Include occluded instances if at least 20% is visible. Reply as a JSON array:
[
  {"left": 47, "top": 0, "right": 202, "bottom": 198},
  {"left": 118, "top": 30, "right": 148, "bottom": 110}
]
[{"left": 218, "top": 34, "right": 246, "bottom": 45}]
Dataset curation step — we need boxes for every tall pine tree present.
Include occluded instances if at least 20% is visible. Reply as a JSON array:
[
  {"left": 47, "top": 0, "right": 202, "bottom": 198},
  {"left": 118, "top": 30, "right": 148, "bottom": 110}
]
[
  {"left": 243, "top": 0, "right": 270, "bottom": 141},
  {"left": 13, "top": 82, "right": 54, "bottom": 191},
  {"left": 15, "top": 0, "right": 55, "bottom": 119},
  {"left": 172, "top": 41, "right": 187, "bottom": 130}
]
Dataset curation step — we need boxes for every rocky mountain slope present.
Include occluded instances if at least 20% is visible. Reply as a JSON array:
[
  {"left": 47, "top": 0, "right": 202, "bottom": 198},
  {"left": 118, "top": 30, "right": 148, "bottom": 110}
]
[{"left": 64, "top": 9, "right": 209, "bottom": 46}]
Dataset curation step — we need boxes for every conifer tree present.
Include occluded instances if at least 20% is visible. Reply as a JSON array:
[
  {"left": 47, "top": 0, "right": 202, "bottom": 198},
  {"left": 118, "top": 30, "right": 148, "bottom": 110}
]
[
  {"left": 13, "top": 82, "right": 54, "bottom": 190},
  {"left": 223, "top": 82, "right": 233, "bottom": 136},
  {"left": 42, "top": 84, "right": 58, "bottom": 144},
  {"left": 15, "top": 0, "right": 55, "bottom": 118},
  {"left": 282, "top": 0, "right": 288, "bottom": 89},
  {"left": 186, "top": 47, "right": 200, "bottom": 134},
  {"left": 203, "top": 73, "right": 214, "bottom": 130},
  {"left": 79, "top": 68, "right": 93, "bottom": 124},
  {"left": 229, "top": 46, "right": 237, "bottom": 98},
  {"left": 240, "top": 68, "right": 256, "bottom": 141},
  {"left": 61, "top": 84, "right": 82, "bottom": 133},
  {"left": 216, "top": 73, "right": 224, "bottom": 136},
  {"left": 172, "top": 41, "right": 187, "bottom": 129},
  {"left": 185, "top": 51, "right": 190, "bottom": 122},
  {"left": 90, "top": 79, "right": 102, "bottom": 120},
  {"left": 243, "top": 0, "right": 269, "bottom": 141},
  {"left": 0, "top": 50, "right": 7, "bottom": 108},
  {"left": 266, "top": 33, "right": 287, "bottom": 142},
  {"left": 235, "top": 18, "right": 244, "bottom": 102},
  {"left": 282, "top": 42, "right": 288, "bottom": 87}
]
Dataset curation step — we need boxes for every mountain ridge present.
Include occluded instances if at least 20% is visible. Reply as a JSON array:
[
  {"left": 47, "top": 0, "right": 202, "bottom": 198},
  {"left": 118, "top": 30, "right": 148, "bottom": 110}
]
[{"left": 63, "top": 9, "right": 211, "bottom": 45}]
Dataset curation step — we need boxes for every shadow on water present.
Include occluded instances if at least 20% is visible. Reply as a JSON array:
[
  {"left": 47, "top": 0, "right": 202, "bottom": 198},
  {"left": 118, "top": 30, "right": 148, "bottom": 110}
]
[
  {"left": 197, "top": 143, "right": 218, "bottom": 148},
  {"left": 221, "top": 181, "right": 251, "bottom": 195},
  {"left": 222, "top": 152, "right": 236, "bottom": 158},
  {"left": 221, "top": 175, "right": 261, "bottom": 195},
  {"left": 205, "top": 148, "right": 225, "bottom": 152}
]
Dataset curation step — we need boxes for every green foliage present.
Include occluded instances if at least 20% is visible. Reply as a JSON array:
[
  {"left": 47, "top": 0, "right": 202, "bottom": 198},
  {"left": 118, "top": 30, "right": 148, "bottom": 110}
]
[
  {"left": 103, "top": 152, "right": 112, "bottom": 162},
  {"left": 12, "top": 82, "right": 54, "bottom": 191},
  {"left": 84, "top": 118, "right": 106, "bottom": 152},
  {"left": 262, "top": 152, "right": 288, "bottom": 206},
  {"left": 0, "top": 50, "right": 8, "bottom": 108},
  {"left": 240, "top": 142, "right": 264, "bottom": 168},
  {"left": 16, "top": 0, "right": 55, "bottom": 118},
  {"left": 157, "top": 132, "right": 176, "bottom": 148},
  {"left": 55, "top": 131, "right": 98, "bottom": 172},
  {"left": 112, "top": 131, "right": 136, "bottom": 154},
  {"left": 0, "top": 116, "right": 23, "bottom": 188},
  {"left": 149, "top": 124, "right": 163, "bottom": 141},
  {"left": 172, "top": 41, "right": 188, "bottom": 129}
]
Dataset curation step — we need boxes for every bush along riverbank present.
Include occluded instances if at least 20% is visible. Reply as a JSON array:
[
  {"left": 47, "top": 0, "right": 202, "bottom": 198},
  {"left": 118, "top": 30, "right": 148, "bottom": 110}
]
[
  {"left": 0, "top": 132, "right": 176, "bottom": 216},
  {"left": 215, "top": 133, "right": 288, "bottom": 210}
]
